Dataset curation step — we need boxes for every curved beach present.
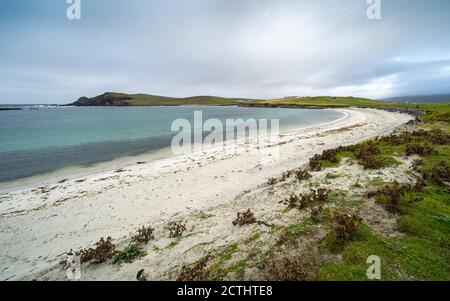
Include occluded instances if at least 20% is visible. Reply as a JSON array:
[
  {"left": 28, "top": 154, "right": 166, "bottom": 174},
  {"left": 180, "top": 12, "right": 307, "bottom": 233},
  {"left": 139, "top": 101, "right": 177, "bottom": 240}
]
[{"left": 0, "top": 108, "right": 413, "bottom": 280}]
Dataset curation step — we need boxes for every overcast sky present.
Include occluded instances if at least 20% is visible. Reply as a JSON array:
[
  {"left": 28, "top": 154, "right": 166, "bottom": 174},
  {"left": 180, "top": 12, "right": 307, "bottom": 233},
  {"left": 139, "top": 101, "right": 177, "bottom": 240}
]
[{"left": 1, "top": 0, "right": 450, "bottom": 104}]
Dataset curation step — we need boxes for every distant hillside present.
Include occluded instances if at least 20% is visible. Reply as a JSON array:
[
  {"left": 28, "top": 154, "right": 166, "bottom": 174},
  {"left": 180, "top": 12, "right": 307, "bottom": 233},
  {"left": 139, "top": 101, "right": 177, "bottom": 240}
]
[
  {"left": 246, "top": 96, "right": 393, "bottom": 108},
  {"left": 380, "top": 94, "right": 450, "bottom": 104},
  {"left": 70, "top": 93, "right": 426, "bottom": 109},
  {"left": 70, "top": 92, "right": 248, "bottom": 106}
]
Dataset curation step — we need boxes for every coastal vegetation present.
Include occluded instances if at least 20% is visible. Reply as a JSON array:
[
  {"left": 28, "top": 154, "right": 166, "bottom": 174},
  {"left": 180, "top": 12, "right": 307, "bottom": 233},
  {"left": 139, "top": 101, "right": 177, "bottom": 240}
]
[
  {"left": 232, "top": 209, "right": 257, "bottom": 226},
  {"left": 76, "top": 237, "right": 116, "bottom": 264},
  {"left": 189, "top": 103, "right": 449, "bottom": 280},
  {"left": 113, "top": 244, "right": 147, "bottom": 264},
  {"left": 60, "top": 102, "right": 449, "bottom": 281},
  {"left": 167, "top": 221, "right": 187, "bottom": 238},
  {"left": 131, "top": 226, "right": 155, "bottom": 245}
]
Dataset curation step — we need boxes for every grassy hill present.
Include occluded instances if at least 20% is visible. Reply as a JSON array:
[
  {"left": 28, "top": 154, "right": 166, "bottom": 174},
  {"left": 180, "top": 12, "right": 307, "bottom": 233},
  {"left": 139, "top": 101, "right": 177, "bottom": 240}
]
[
  {"left": 70, "top": 93, "right": 449, "bottom": 119},
  {"left": 71, "top": 92, "right": 248, "bottom": 106},
  {"left": 71, "top": 93, "right": 394, "bottom": 107},
  {"left": 247, "top": 96, "right": 403, "bottom": 108}
]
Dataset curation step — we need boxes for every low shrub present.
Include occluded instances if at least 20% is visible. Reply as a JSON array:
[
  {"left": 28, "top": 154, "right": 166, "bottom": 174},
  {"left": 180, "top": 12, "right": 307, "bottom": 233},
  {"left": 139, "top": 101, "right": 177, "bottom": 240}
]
[
  {"left": 77, "top": 237, "right": 116, "bottom": 264},
  {"left": 267, "top": 177, "right": 278, "bottom": 185},
  {"left": 168, "top": 221, "right": 187, "bottom": 238},
  {"left": 414, "top": 175, "right": 427, "bottom": 192},
  {"left": 232, "top": 209, "right": 257, "bottom": 226},
  {"left": 416, "top": 161, "right": 450, "bottom": 186},
  {"left": 281, "top": 194, "right": 301, "bottom": 208},
  {"left": 429, "top": 163, "right": 450, "bottom": 186},
  {"left": 280, "top": 170, "right": 293, "bottom": 181},
  {"left": 356, "top": 142, "right": 380, "bottom": 159},
  {"left": 294, "top": 169, "right": 312, "bottom": 181},
  {"left": 412, "top": 128, "right": 450, "bottom": 145},
  {"left": 355, "top": 142, "right": 384, "bottom": 169},
  {"left": 360, "top": 155, "right": 384, "bottom": 169},
  {"left": 366, "top": 181, "right": 413, "bottom": 213},
  {"left": 131, "top": 226, "right": 154, "bottom": 244},
  {"left": 265, "top": 257, "right": 308, "bottom": 281},
  {"left": 177, "top": 257, "right": 210, "bottom": 281},
  {"left": 281, "top": 188, "right": 329, "bottom": 210},
  {"left": 309, "top": 154, "right": 322, "bottom": 171},
  {"left": 310, "top": 188, "right": 330, "bottom": 202},
  {"left": 281, "top": 193, "right": 311, "bottom": 210},
  {"left": 310, "top": 205, "right": 324, "bottom": 222},
  {"left": 332, "top": 213, "right": 363, "bottom": 241},
  {"left": 428, "top": 129, "right": 450, "bottom": 145},
  {"left": 405, "top": 143, "right": 433, "bottom": 156},
  {"left": 381, "top": 131, "right": 413, "bottom": 146},
  {"left": 321, "top": 148, "right": 339, "bottom": 163}
]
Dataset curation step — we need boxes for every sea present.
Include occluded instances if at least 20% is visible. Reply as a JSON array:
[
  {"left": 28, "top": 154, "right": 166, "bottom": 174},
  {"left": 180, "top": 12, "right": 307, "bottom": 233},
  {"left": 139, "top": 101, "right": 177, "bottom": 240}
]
[{"left": 0, "top": 105, "right": 345, "bottom": 186}]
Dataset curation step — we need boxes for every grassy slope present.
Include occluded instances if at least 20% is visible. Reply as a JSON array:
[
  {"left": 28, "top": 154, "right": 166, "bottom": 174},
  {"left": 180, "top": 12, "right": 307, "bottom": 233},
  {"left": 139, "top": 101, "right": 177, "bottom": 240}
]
[
  {"left": 417, "top": 103, "right": 450, "bottom": 123},
  {"left": 247, "top": 96, "right": 403, "bottom": 108},
  {"left": 128, "top": 95, "right": 239, "bottom": 106},
  {"left": 75, "top": 93, "right": 413, "bottom": 107},
  {"left": 301, "top": 104, "right": 449, "bottom": 280},
  {"left": 316, "top": 117, "right": 450, "bottom": 280},
  {"left": 95, "top": 92, "right": 243, "bottom": 106},
  {"left": 279, "top": 104, "right": 448, "bottom": 280},
  {"left": 77, "top": 93, "right": 450, "bottom": 112}
]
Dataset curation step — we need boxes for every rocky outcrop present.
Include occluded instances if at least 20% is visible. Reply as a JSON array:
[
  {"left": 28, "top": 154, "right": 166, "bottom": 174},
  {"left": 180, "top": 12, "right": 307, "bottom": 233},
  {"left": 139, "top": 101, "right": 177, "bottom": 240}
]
[{"left": 71, "top": 93, "right": 131, "bottom": 106}]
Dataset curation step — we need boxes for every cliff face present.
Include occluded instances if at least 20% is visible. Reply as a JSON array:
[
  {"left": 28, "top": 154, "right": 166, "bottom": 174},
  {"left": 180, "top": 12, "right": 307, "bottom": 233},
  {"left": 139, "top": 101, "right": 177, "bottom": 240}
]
[{"left": 71, "top": 93, "right": 131, "bottom": 106}]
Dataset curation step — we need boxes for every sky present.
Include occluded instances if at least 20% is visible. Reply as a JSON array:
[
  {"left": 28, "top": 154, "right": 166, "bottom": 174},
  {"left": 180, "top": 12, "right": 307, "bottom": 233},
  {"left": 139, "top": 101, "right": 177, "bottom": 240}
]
[{"left": 1, "top": 0, "right": 450, "bottom": 104}]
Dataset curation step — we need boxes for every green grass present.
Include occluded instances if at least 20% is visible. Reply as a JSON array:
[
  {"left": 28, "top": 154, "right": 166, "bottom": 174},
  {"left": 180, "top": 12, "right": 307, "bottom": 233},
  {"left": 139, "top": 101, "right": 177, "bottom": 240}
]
[
  {"left": 370, "top": 177, "right": 388, "bottom": 187},
  {"left": 418, "top": 103, "right": 450, "bottom": 123},
  {"left": 319, "top": 184, "right": 449, "bottom": 280},
  {"left": 165, "top": 240, "right": 180, "bottom": 250},
  {"left": 184, "top": 240, "right": 216, "bottom": 253},
  {"left": 318, "top": 227, "right": 449, "bottom": 280},
  {"left": 77, "top": 94, "right": 391, "bottom": 107},
  {"left": 113, "top": 244, "right": 147, "bottom": 264},
  {"left": 244, "top": 232, "right": 261, "bottom": 245},
  {"left": 128, "top": 95, "right": 239, "bottom": 106},
  {"left": 315, "top": 110, "right": 450, "bottom": 280},
  {"left": 73, "top": 92, "right": 247, "bottom": 106},
  {"left": 249, "top": 96, "right": 410, "bottom": 108},
  {"left": 209, "top": 244, "right": 240, "bottom": 280}
]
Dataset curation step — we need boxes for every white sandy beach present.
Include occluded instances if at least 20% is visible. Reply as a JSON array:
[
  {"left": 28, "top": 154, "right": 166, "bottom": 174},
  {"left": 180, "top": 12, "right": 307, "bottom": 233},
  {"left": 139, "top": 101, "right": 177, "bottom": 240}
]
[{"left": 0, "top": 108, "right": 414, "bottom": 281}]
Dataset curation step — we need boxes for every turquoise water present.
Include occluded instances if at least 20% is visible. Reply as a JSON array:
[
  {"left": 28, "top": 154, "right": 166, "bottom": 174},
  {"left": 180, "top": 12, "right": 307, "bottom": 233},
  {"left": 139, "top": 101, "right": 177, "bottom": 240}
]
[{"left": 0, "top": 106, "right": 344, "bottom": 182}]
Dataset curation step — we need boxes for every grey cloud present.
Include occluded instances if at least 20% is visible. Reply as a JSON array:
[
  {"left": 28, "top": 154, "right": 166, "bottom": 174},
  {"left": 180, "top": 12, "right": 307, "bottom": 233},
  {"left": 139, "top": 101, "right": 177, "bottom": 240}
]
[{"left": 1, "top": 0, "right": 450, "bottom": 103}]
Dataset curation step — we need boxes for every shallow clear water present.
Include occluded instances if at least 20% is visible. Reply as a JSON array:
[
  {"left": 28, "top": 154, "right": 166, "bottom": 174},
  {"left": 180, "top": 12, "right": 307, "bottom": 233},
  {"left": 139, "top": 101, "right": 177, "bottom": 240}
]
[{"left": 0, "top": 106, "right": 344, "bottom": 182}]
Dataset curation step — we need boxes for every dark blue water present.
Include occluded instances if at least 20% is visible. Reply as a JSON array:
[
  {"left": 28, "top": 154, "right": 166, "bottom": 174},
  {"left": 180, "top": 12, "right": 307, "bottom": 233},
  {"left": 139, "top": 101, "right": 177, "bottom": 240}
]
[{"left": 0, "top": 106, "right": 344, "bottom": 182}]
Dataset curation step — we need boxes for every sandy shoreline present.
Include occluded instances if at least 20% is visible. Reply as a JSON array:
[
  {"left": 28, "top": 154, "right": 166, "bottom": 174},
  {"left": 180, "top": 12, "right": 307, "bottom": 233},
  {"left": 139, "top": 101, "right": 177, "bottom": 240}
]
[{"left": 0, "top": 108, "right": 413, "bottom": 280}]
